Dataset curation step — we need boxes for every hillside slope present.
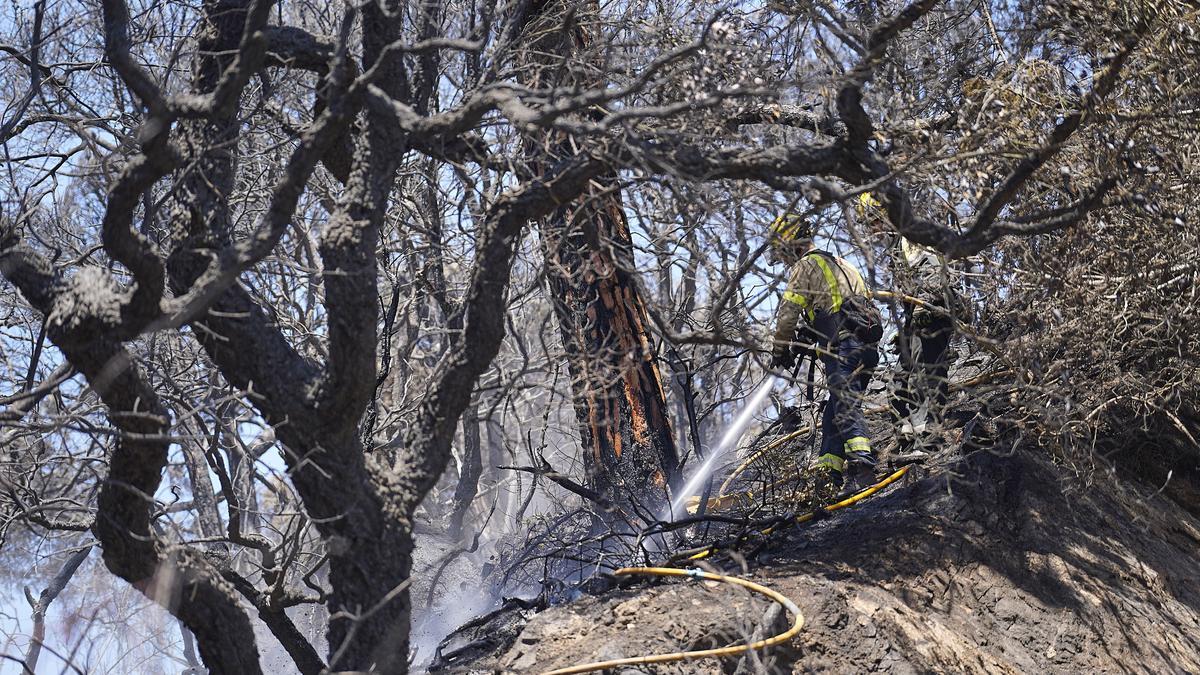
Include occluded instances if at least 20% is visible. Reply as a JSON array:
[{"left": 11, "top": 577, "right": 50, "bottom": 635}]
[{"left": 441, "top": 450, "right": 1200, "bottom": 673}]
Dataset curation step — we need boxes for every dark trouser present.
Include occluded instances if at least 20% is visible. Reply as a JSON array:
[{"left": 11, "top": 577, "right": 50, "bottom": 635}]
[
  {"left": 816, "top": 315, "right": 879, "bottom": 464},
  {"left": 892, "top": 313, "right": 953, "bottom": 422}
]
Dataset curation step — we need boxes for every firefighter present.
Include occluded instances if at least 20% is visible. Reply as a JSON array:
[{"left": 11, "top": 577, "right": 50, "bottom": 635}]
[
  {"left": 854, "top": 192, "right": 962, "bottom": 450},
  {"left": 768, "top": 214, "right": 881, "bottom": 493},
  {"left": 891, "top": 236, "right": 959, "bottom": 449}
]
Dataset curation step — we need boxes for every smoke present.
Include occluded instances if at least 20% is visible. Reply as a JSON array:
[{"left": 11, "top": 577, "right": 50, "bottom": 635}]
[
  {"left": 408, "top": 376, "right": 783, "bottom": 670},
  {"left": 410, "top": 574, "right": 500, "bottom": 671}
]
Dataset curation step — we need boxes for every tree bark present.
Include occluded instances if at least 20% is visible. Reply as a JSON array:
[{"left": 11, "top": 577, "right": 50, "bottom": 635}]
[
  {"left": 449, "top": 403, "right": 484, "bottom": 540},
  {"left": 517, "top": 0, "right": 680, "bottom": 506},
  {"left": 0, "top": 244, "right": 266, "bottom": 673},
  {"left": 541, "top": 194, "right": 682, "bottom": 502}
]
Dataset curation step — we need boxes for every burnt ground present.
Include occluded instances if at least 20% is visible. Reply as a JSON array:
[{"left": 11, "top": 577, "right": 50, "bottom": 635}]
[{"left": 435, "top": 448, "right": 1200, "bottom": 673}]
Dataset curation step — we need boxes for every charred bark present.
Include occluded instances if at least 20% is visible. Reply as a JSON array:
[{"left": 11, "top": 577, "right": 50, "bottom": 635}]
[
  {"left": 541, "top": 195, "right": 681, "bottom": 501},
  {"left": 450, "top": 403, "right": 484, "bottom": 541},
  {"left": 0, "top": 245, "right": 265, "bottom": 673},
  {"left": 518, "top": 0, "right": 680, "bottom": 506}
]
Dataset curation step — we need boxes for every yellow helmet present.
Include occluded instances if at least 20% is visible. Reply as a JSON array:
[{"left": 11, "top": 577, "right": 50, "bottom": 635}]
[
  {"left": 768, "top": 213, "right": 811, "bottom": 246},
  {"left": 854, "top": 192, "right": 886, "bottom": 224}
]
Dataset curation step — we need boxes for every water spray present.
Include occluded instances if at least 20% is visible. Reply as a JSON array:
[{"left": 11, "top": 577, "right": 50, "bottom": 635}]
[{"left": 666, "top": 374, "right": 779, "bottom": 521}]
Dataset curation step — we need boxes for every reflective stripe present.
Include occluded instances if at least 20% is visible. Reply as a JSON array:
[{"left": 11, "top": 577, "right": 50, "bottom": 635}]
[
  {"left": 844, "top": 436, "right": 872, "bottom": 454},
  {"left": 782, "top": 290, "right": 815, "bottom": 321},
  {"left": 782, "top": 290, "right": 808, "bottom": 307},
  {"left": 815, "top": 453, "right": 845, "bottom": 473},
  {"left": 810, "top": 254, "right": 843, "bottom": 313}
]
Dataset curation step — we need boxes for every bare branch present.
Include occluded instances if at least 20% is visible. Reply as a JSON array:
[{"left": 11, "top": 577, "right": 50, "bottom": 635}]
[{"left": 23, "top": 545, "right": 92, "bottom": 675}]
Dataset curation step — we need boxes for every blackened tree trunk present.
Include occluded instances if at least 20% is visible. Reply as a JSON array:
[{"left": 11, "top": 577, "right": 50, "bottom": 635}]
[
  {"left": 449, "top": 402, "right": 484, "bottom": 540},
  {"left": 518, "top": 0, "right": 680, "bottom": 506},
  {"left": 541, "top": 192, "right": 681, "bottom": 502}
]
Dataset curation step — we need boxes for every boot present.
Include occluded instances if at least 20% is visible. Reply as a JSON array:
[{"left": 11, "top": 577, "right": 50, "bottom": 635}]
[{"left": 810, "top": 453, "right": 845, "bottom": 504}]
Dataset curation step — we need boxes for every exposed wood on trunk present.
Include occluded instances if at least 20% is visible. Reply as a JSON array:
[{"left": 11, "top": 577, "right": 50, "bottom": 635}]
[
  {"left": 518, "top": 0, "right": 680, "bottom": 505},
  {"left": 541, "top": 194, "right": 681, "bottom": 499}
]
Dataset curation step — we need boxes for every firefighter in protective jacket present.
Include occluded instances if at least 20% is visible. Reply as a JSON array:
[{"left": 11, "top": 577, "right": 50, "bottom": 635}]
[
  {"left": 768, "top": 214, "right": 881, "bottom": 490},
  {"left": 891, "top": 236, "right": 957, "bottom": 445},
  {"left": 855, "top": 193, "right": 964, "bottom": 451}
]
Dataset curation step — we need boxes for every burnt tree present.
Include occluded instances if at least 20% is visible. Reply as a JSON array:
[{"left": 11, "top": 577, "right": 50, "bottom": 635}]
[
  {"left": 518, "top": 0, "right": 681, "bottom": 506},
  {"left": 1, "top": 0, "right": 1172, "bottom": 671}
]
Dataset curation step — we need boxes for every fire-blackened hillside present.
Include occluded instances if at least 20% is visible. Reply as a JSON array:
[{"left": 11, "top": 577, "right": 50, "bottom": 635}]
[{"left": 1, "top": 0, "right": 1199, "bottom": 673}]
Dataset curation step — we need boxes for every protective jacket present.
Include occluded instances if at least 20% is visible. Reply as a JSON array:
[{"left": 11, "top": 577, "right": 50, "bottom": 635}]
[
  {"left": 772, "top": 250, "right": 868, "bottom": 355},
  {"left": 892, "top": 238, "right": 962, "bottom": 433},
  {"left": 899, "top": 237, "right": 966, "bottom": 324}
]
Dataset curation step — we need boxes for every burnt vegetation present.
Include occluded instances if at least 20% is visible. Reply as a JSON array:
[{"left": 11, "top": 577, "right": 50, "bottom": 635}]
[{"left": 1, "top": 0, "right": 1198, "bottom": 672}]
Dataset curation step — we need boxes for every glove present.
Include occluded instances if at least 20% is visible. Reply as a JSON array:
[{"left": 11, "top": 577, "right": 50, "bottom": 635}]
[
  {"left": 792, "top": 339, "right": 816, "bottom": 363},
  {"left": 771, "top": 348, "right": 796, "bottom": 371},
  {"left": 795, "top": 323, "right": 825, "bottom": 354}
]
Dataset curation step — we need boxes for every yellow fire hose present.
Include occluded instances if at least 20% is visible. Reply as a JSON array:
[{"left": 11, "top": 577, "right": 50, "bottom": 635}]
[
  {"left": 545, "top": 465, "right": 912, "bottom": 674},
  {"left": 540, "top": 567, "right": 805, "bottom": 675},
  {"left": 685, "top": 464, "right": 911, "bottom": 562}
]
